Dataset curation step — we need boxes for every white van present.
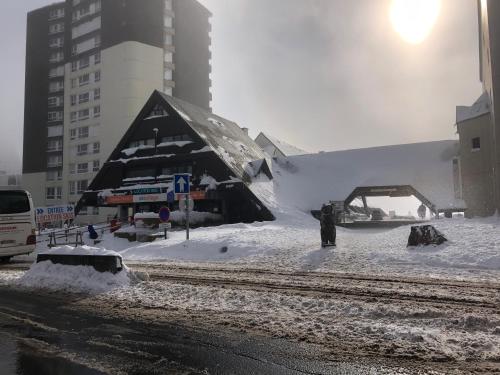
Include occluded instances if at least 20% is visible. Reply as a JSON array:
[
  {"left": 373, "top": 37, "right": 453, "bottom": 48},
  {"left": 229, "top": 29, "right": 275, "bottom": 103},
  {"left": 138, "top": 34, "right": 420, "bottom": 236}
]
[{"left": 0, "top": 190, "right": 36, "bottom": 262}]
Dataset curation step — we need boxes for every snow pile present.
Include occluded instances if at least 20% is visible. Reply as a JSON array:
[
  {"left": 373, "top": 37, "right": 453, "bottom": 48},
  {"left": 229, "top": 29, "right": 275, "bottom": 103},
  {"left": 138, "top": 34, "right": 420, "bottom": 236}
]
[
  {"left": 17, "top": 246, "right": 130, "bottom": 293},
  {"left": 169, "top": 210, "right": 223, "bottom": 225}
]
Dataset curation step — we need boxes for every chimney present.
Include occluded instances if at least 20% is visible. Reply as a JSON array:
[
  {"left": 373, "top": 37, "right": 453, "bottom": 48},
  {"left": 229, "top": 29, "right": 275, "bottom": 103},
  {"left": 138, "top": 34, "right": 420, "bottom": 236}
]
[{"left": 241, "top": 127, "right": 249, "bottom": 135}]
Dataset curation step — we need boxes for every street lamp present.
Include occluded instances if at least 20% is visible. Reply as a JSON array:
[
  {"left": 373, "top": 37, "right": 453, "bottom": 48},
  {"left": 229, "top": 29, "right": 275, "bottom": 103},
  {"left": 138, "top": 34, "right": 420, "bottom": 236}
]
[{"left": 153, "top": 128, "right": 159, "bottom": 154}]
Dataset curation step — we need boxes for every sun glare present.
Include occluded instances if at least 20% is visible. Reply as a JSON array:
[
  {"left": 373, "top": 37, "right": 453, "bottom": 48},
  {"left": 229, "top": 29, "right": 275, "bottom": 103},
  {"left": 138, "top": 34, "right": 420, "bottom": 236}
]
[{"left": 390, "top": 0, "right": 441, "bottom": 44}]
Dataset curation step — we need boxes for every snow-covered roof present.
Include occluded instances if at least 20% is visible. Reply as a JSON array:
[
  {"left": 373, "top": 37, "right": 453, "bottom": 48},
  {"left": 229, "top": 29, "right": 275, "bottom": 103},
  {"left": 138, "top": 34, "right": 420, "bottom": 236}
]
[
  {"left": 159, "top": 93, "right": 269, "bottom": 181},
  {"left": 456, "top": 92, "right": 491, "bottom": 124},
  {"left": 255, "top": 132, "right": 307, "bottom": 157},
  {"left": 271, "top": 140, "right": 465, "bottom": 212}
]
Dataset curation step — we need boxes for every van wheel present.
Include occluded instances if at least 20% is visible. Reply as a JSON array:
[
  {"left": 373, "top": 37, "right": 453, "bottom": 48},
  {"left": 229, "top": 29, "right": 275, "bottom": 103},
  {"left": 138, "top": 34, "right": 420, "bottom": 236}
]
[{"left": 0, "top": 257, "right": 11, "bottom": 264}]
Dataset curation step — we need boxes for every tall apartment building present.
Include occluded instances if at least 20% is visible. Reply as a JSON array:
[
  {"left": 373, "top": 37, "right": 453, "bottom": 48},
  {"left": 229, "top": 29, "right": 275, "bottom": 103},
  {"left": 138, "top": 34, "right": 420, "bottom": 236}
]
[{"left": 22, "top": 0, "right": 211, "bottom": 223}]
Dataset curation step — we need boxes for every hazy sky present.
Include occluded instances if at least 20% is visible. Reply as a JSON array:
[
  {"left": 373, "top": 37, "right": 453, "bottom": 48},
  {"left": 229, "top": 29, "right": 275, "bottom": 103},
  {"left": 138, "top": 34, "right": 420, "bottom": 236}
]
[{"left": 0, "top": 0, "right": 483, "bottom": 173}]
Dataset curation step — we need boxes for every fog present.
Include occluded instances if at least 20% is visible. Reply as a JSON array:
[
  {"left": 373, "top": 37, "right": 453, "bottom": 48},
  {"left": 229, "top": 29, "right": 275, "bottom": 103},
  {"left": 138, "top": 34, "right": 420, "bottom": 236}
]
[{"left": 0, "top": 0, "right": 483, "bottom": 173}]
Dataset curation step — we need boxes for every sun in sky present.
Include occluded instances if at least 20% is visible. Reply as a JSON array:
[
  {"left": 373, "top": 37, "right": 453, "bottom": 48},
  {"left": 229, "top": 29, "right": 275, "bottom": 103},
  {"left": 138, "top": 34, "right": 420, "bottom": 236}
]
[{"left": 390, "top": 0, "right": 442, "bottom": 44}]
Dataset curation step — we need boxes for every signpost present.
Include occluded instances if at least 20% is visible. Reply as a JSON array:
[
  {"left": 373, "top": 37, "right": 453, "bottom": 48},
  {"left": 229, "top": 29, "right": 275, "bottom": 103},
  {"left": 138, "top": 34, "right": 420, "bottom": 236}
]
[
  {"left": 36, "top": 205, "right": 75, "bottom": 225},
  {"left": 174, "top": 174, "right": 191, "bottom": 240},
  {"left": 158, "top": 206, "right": 170, "bottom": 239}
]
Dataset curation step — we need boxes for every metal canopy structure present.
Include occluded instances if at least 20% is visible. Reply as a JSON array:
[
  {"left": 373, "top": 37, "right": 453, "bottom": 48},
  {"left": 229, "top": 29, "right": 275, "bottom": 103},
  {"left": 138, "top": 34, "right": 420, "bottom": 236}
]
[{"left": 344, "top": 185, "right": 438, "bottom": 214}]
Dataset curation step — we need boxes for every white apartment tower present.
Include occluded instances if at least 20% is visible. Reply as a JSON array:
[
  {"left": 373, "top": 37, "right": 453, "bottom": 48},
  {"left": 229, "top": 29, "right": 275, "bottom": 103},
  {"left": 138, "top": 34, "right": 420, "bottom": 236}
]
[{"left": 23, "top": 0, "right": 212, "bottom": 223}]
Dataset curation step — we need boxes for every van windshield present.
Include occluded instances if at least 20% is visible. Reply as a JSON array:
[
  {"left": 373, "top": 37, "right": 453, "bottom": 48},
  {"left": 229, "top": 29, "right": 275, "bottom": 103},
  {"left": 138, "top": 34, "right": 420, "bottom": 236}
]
[{"left": 0, "top": 191, "right": 30, "bottom": 214}]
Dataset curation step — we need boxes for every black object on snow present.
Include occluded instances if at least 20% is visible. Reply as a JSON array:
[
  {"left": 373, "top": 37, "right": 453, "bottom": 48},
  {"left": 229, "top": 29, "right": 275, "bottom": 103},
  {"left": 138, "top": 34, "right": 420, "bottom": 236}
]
[
  {"left": 36, "top": 254, "right": 123, "bottom": 274},
  {"left": 407, "top": 225, "right": 447, "bottom": 247},
  {"left": 320, "top": 204, "right": 336, "bottom": 247},
  {"left": 88, "top": 225, "right": 98, "bottom": 240}
]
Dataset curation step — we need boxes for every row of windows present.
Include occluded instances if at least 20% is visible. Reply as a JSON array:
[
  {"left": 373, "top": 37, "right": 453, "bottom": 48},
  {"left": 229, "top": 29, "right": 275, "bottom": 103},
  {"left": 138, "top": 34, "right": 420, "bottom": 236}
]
[
  {"left": 71, "top": 70, "right": 100, "bottom": 88},
  {"left": 49, "top": 36, "right": 64, "bottom": 48},
  {"left": 71, "top": 35, "right": 100, "bottom": 56},
  {"left": 48, "top": 155, "right": 63, "bottom": 168},
  {"left": 49, "top": 81, "right": 64, "bottom": 93},
  {"left": 69, "top": 160, "right": 100, "bottom": 174},
  {"left": 49, "top": 8, "right": 65, "bottom": 21},
  {"left": 76, "top": 142, "right": 100, "bottom": 156},
  {"left": 70, "top": 126, "right": 92, "bottom": 140},
  {"left": 70, "top": 106, "right": 101, "bottom": 122},
  {"left": 48, "top": 96, "right": 64, "bottom": 108},
  {"left": 72, "top": 1, "right": 101, "bottom": 23},
  {"left": 49, "top": 65, "right": 64, "bottom": 78},
  {"left": 71, "top": 88, "right": 100, "bottom": 106},
  {"left": 49, "top": 22, "right": 65, "bottom": 35},
  {"left": 128, "top": 135, "right": 192, "bottom": 149},
  {"left": 47, "top": 139, "right": 63, "bottom": 152},
  {"left": 48, "top": 111, "right": 63, "bottom": 123},
  {"left": 71, "top": 52, "right": 100, "bottom": 72},
  {"left": 49, "top": 51, "right": 64, "bottom": 63}
]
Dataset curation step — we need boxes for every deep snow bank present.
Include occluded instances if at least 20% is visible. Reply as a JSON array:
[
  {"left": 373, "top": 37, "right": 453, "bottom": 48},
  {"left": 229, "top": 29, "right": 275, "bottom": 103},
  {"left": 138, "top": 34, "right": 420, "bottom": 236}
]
[{"left": 17, "top": 245, "right": 130, "bottom": 293}]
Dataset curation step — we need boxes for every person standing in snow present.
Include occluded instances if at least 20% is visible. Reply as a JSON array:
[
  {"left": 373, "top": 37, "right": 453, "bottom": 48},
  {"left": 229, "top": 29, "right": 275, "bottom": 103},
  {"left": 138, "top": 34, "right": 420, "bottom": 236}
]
[
  {"left": 417, "top": 203, "right": 427, "bottom": 220},
  {"left": 320, "top": 204, "right": 336, "bottom": 247}
]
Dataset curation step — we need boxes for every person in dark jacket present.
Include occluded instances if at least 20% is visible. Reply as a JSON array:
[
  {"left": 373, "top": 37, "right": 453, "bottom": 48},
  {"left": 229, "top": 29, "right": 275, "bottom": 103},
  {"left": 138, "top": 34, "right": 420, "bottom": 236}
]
[{"left": 320, "top": 204, "right": 336, "bottom": 247}]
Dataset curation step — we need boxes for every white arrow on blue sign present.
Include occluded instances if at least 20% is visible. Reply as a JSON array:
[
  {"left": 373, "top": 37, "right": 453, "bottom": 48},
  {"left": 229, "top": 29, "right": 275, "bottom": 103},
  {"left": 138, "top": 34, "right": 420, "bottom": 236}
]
[{"left": 174, "top": 174, "right": 190, "bottom": 194}]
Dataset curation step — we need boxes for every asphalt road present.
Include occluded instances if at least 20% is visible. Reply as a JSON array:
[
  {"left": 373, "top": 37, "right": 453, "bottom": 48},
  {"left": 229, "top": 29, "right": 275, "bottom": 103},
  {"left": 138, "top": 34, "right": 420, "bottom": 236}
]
[{"left": 0, "top": 286, "right": 399, "bottom": 375}]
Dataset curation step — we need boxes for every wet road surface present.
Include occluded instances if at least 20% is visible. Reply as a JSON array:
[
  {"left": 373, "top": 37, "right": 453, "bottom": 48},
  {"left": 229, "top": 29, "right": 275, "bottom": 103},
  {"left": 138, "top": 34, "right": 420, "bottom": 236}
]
[{"left": 0, "top": 286, "right": 420, "bottom": 375}]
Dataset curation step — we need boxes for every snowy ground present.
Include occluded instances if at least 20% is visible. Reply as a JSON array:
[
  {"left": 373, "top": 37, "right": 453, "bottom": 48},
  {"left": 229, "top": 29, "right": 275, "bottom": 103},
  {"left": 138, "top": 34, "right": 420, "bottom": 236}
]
[{"left": 29, "top": 213, "right": 500, "bottom": 282}]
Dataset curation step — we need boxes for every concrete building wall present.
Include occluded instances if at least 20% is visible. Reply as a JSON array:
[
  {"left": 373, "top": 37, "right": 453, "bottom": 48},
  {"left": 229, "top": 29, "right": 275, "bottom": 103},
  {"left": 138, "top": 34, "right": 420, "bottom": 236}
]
[{"left": 457, "top": 113, "right": 496, "bottom": 217}]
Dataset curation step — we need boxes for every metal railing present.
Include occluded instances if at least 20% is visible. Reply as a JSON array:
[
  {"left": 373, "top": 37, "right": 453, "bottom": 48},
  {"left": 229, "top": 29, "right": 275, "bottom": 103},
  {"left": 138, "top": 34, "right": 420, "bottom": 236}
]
[{"left": 38, "top": 221, "right": 120, "bottom": 248}]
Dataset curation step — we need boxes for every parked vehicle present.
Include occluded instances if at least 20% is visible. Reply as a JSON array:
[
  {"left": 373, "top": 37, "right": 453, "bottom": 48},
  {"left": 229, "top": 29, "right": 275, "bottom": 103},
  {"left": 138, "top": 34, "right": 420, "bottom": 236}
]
[{"left": 0, "top": 190, "right": 36, "bottom": 262}]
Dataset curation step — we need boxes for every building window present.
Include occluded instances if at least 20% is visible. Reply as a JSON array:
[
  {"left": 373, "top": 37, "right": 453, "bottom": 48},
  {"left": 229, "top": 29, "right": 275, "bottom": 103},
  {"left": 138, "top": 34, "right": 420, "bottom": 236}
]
[
  {"left": 78, "top": 108, "right": 90, "bottom": 120},
  {"left": 161, "top": 134, "right": 192, "bottom": 143},
  {"left": 49, "top": 23, "right": 64, "bottom": 34},
  {"left": 94, "top": 51, "right": 101, "bottom": 64},
  {"left": 71, "top": 95, "right": 77, "bottom": 106},
  {"left": 47, "top": 125, "right": 63, "bottom": 137},
  {"left": 69, "top": 181, "right": 76, "bottom": 195},
  {"left": 49, "top": 81, "right": 64, "bottom": 93},
  {"left": 78, "top": 126, "right": 89, "bottom": 139},
  {"left": 48, "top": 111, "right": 63, "bottom": 122},
  {"left": 49, "top": 36, "right": 64, "bottom": 48},
  {"left": 71, "top": 78, "right": 77, "bottom": 89},
  {"left": 46, "top": 187, "right": 62, "bottom": 200},
  {"left": 49, "top": 8, "right": 65, "bottom": 20},
  {"left": 472, "top": 137, "right": 481, "bottom": 151},
  {"left": 94, "top": 70, "right": 101, "bottom": 82},
  {"left": 47, "top": 155, "right": 63, "bottom": 168},
  {"left": 46, "top": 169, "right": 62, "bottom": 181},
  {"left": 79, "top": 92, "right": 90, "bottom": 104},
  {"left": 49, "top": 51, "right": 64, "bottom": 63},
  {"left": 77, "top": 163, "right": 89, "bottom": 174},
  {"left": 93, "top": 142, "right": 100, "bottom": 154},
  {"left": 77, "top": 144, "right": 88, "bottom": 156},
  {"left": 47, "top": 139, "right": 63, "bottom": 152},
  {"left": 79, "top": 74, "right": 90, "bottom": 86},
  {"left": 71, "top": 61, "right": 78, "bottom": 72},
  {"left": 70, "top": 112, "right": 77, "bottom": 123},
  {"left": 70, "top": 129, "right": 77, "bottom": 140},
  {"left": 77, "top": 180, "right": 88, "bottom": 194},
  {"left": 48, "top": 96, "right": 63, "bottom": 108},
  {"left": 93, "top": 160, "right": 100, "bottom": 172},
  {"left": 129, "top": 139, "right": 155, "bottom": 148},
  {"left": 93, "top": 105, "right": 100, "bottom": 117},
  {"left": 93, "top": 88, "right": 100, "bottom": 100},
  {"left": 79, "top": 56, "right": 90, "bottom": 69},
  {"left": 69, "top": 164, "right": 76, "bottom": 175}
]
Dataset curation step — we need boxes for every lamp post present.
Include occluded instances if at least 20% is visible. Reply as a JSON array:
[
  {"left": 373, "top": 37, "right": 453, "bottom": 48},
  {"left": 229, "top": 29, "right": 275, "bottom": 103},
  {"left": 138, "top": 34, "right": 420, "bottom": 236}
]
[{"left": 153, "top": 128, "right": 159, "bottom": 154}]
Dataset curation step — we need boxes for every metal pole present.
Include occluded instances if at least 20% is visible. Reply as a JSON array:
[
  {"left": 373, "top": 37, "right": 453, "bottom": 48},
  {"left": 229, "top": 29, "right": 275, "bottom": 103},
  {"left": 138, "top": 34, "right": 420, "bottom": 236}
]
[{"left": 186, "top": 199, "right": 190, "bottom": 240}]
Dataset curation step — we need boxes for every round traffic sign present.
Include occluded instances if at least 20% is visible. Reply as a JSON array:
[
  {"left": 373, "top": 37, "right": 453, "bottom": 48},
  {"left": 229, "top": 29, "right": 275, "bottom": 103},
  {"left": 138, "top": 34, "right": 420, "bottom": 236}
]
[{"left": 159, "top": 206, "right": 170, "bottom": 222}]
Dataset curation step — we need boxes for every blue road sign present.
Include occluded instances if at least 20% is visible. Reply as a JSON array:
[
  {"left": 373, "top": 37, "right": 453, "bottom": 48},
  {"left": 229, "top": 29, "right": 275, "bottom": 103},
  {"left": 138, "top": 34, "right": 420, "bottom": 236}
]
[
  {"left": 174, "top": 174, "right": 190, "bottom": 194},
  {"left": 159, "top": 206, "right": 170, "bottom": 222}
]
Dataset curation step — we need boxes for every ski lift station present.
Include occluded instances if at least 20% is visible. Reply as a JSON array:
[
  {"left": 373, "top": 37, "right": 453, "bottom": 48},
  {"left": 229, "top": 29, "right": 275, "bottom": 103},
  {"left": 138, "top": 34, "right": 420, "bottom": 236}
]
[{"left": 77, "top": 90, "right": 466, "bottom": 225}]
